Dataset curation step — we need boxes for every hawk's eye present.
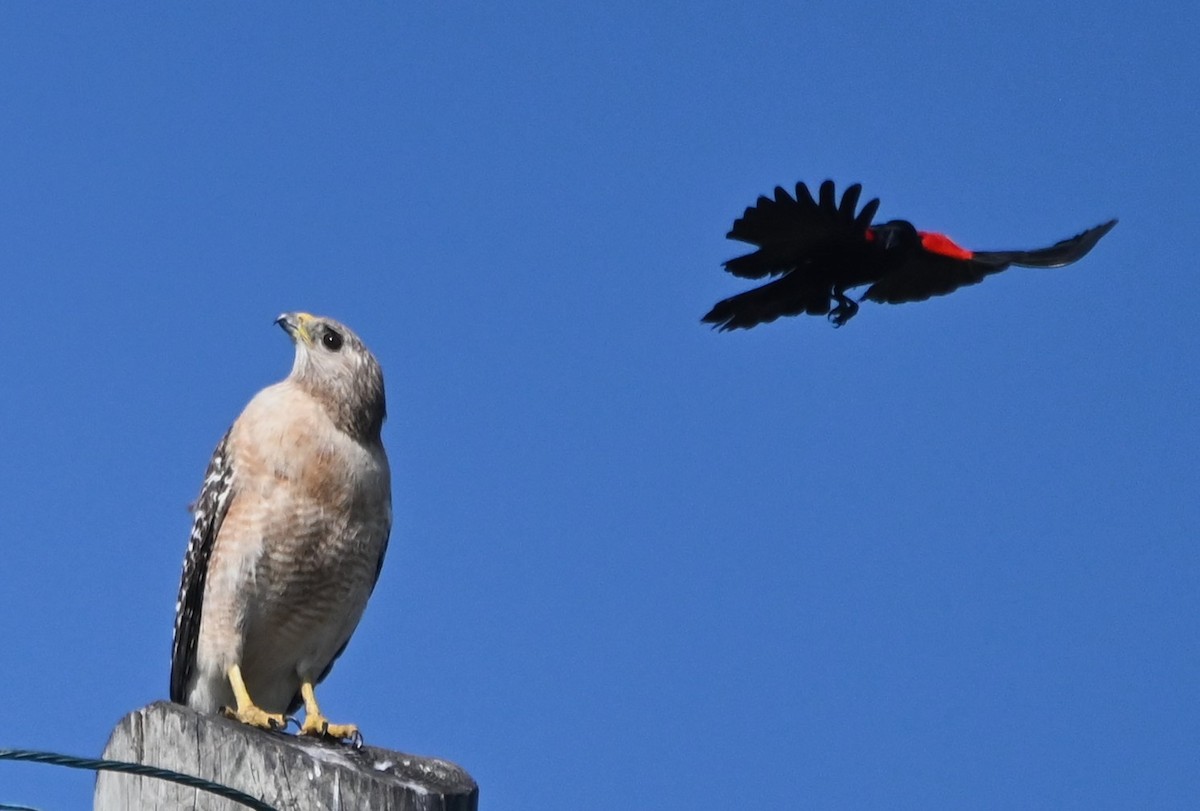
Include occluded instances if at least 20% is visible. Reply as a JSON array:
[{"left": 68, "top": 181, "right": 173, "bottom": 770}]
[{"left": 322, "top": 330, "right": 344, "bottom": 351}]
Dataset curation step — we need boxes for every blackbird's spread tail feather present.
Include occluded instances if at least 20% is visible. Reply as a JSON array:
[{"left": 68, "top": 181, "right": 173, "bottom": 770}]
[{"left": 703, "top": 277, "right": 830, "bottom": 331}]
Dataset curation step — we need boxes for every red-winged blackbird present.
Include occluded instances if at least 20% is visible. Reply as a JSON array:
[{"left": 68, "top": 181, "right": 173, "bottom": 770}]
[{"left": 703, "top": 180, "right": 1117, "bottom": 330}]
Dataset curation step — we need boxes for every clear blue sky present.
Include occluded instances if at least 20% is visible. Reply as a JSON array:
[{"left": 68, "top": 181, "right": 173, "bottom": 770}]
[{"left": 1, "top": 3, "right": 1196, "bottom": 809}]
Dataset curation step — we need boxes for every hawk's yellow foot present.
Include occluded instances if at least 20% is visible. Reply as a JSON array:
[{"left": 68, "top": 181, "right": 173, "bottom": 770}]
[
  {"left": 299, "top": 714, "right": 359, "bottom": 740},
  {"left": 298, "top": 681, "right": 360, "bottom": 742},
  {"left": 222, "top": 703, "right": 287, "bottom": 730},
  {"left": 222, "top": 664, "right": 286, "bottom": 731}
]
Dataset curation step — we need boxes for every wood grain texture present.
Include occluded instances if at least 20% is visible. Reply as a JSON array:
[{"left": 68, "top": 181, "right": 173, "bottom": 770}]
[{"left": 94, "top": 702, "right": 478, "bottom": 811}]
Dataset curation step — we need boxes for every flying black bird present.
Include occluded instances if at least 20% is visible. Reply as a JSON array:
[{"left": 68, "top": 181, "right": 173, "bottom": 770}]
[{"left": 702, "top": 180, "right": 1116, "bottom": 330}]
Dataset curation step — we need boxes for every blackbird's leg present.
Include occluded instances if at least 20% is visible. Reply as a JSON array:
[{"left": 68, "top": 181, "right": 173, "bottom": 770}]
[{"left": 828, "top": 291, "right": 859, "bottom": 327}]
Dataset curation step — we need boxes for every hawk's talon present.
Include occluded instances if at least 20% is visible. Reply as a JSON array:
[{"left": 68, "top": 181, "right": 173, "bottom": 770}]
[
  {"left": 297, "top": 680, "right": 359, "bottom": 742},
  {"left": 299, "top": 712, "right": 360, "bottom": 742},
  {"left": 222, "top": 703, "right": 287, "bottom": 731},
  {"left": 221, "top": 664, "right": 287, "bottom": 731}
]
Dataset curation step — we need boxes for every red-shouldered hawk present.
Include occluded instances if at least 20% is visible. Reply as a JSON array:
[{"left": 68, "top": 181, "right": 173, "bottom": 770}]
[{"left": 170, "top": 312, "right": 391, "bottom": 742}]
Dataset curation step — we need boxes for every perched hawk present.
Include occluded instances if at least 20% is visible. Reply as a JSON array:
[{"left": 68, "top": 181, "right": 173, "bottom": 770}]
[{"left": 170, "top": 312, "right": 391, "bottom": 742}]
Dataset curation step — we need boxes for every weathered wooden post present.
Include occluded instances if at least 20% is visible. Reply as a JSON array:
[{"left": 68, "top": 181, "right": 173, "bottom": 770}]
[{"left": 94, "top": 702, "right": 478, "bottom": 810}]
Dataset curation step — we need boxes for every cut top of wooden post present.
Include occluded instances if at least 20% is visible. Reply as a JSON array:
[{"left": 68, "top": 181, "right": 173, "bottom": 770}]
[{"left": 94, "top": 701, "right": 478, "bottom": 811}]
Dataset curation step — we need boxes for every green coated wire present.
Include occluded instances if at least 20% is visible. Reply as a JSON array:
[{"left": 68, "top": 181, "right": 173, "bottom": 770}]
[{"left": 0, "top": 748, "right": 279, "bottom": 811}]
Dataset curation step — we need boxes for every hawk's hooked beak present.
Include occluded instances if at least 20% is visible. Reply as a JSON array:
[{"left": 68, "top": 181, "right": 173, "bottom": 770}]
[{"left": 275, "top": 312, "right": 317, "bottom": 346}]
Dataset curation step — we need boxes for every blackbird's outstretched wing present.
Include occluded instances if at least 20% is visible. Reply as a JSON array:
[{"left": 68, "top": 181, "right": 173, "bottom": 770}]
[
  {"left": 724, "top": 180, "right": 880, "bottom": 279},
  {"left": 864, "top": 219, "right": 1118, "bottom": 305},
  {"left": 970, "top": 219, "right": 1117, "bottom": 269}
]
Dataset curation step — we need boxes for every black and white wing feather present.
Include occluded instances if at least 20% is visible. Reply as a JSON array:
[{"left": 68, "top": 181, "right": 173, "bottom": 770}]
[{"left": 170, "top": 430, "right": 236, "bottom": 704}]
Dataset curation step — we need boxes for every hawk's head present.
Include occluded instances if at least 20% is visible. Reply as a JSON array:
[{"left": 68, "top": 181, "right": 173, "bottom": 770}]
[{"left": 276, "top": 312, "right": 386, "bottom": 441}]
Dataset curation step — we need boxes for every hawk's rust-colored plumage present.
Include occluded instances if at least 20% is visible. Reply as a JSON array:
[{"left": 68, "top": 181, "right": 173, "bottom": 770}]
[{"left": 170, "top": 312, "right": 390, "bottom": 742}]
